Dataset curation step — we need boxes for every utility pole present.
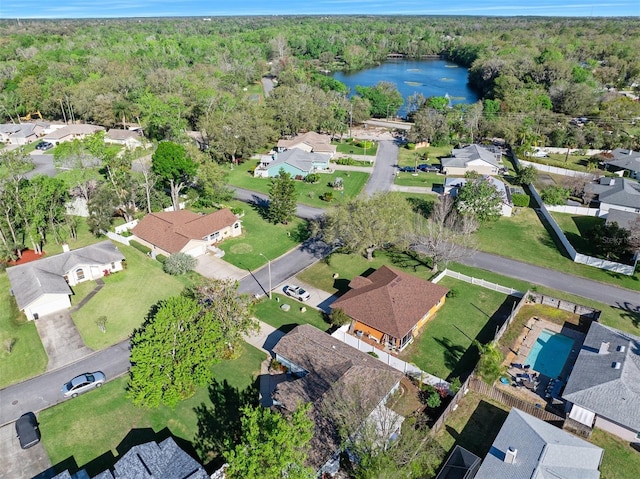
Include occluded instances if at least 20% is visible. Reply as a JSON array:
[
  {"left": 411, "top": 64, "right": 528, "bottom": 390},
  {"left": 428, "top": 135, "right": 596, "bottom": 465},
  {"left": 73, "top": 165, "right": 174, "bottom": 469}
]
[{"left": 259, "top": 253, "right": 272, "bottom": 299}]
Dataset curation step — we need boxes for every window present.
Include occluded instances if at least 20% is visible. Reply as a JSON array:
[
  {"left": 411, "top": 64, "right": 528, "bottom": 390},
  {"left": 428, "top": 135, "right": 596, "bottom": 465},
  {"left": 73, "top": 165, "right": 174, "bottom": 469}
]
[
  {"left": 234, "top": 222, "right": 240, "bottom": 229},
  {"left": 76, "top": 268, "right": 85, "bottom": 280}
]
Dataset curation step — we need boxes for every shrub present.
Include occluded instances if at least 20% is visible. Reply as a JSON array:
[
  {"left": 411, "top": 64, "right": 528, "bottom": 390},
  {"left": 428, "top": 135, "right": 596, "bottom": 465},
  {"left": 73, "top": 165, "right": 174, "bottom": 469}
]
[
  {"left": 156, "top": 254, "right": 167, "bottom": 264},
  {"left": 305, "top": 173, "right": 320, "bottom": 183},
  {"left": 163, "top": 252, "right": 197, "bottom": 275},
  {"left": 320, "top": 191, "right": 334, "bottom": 202},
  {"left": 448, "top": 377, "right": 462, "bottom": 395},
  {"left": 231, "top": 206, "right": 244, "bottom": 216},
  {"left": 336, "top": 157, "right": 356, "bottom": 165},
  {"left": 367, "top": 351, "right": 379, "bottom": 359},
  {"left": 130, "top": 240, "right": 151, "bottom": 255},
  {"left": 330, "top": 308, "right": 351, "bottom": 326},
  {"left": 427, "top": 391, "right": 442, "bottom": 409},
  {"left": 446, "top": 289, "right": 458, "bottom": 298},
  {"left": 541, "top": 185, "right": 570, "bottom": 205},
  {"left": 476, "top": 342, "right": 506, "bottom": 385},
  {"left": 356, "top": 140, "right": 374, "bottom": 149},
  {"left": 511, "top": 193, "right": 530, "bottom": 207},
  {"left": 405, "top": 142, "right": 416, "bottom": 150}
]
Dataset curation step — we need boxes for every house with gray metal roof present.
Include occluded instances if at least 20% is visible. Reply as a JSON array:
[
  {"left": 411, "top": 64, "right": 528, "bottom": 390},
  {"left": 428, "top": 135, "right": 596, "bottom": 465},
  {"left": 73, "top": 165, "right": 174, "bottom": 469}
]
[
  {"left": 6, "top": 241, "right": 124, "bottom": 320},
  {"left": 440, "top": 144, "right": 503, "bottom": 176},
  {"left": 475, "top": 408, "right": 603, "bottom": 479},
  {"left": 563, "top": 322, "right": 640, "bottom": 442},
  {"left": 585, "top": 177, "right": 640, "bottom": 213},
  {"left": 51, "top": 437, "right": 208, "bottom": 479},
  {"left": 0, "top": 123, "right": 40, "bottom": 145}
]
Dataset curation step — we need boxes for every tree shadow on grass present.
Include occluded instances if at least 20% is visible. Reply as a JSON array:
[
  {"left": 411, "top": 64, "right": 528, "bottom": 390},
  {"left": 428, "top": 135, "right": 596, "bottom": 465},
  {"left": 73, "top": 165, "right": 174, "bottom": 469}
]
[
  {"left": 433, "top": 337, "right": 467, "bottom": 374},
  {"left": 444, "top": 400, "right": 508, "bottom": 459},
  {"left": 405, "top": 196, "right": 435, "bottom": 218},
  {"left": 386, "top": 249, "right": 433, "bottom": 274},
  {"left": 193, "top": 378, "right": 259, "bottom": 469},
  {"left": 614, "top": 301, "right": 640, "bottom": 329}
]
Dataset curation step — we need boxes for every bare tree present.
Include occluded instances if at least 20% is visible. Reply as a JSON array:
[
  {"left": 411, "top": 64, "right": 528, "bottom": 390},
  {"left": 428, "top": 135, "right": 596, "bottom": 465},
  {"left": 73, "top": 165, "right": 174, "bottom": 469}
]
[{"left": 407, "top": 195, "right": 477, "bottom": 273}]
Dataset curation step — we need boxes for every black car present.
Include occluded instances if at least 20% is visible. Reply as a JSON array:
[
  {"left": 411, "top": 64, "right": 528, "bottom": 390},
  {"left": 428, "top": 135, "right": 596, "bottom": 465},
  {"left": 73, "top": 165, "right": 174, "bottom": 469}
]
[
  {"left": 35, "top": 141, "right": 53, "bottom": 151},
  {"left": 15, "top": 412, "right": 41, "bottom": 449},
  {"left": 417, "top": 163, "right": 440, "bottom": 172},
  {"left": 398, "top": 166, "right": 416, "bottom": 173}
]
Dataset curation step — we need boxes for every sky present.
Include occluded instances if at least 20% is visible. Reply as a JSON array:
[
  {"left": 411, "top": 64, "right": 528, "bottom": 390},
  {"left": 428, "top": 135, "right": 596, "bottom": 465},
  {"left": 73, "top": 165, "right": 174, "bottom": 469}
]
[{"left": 1, "top": 0, "right": 639, "bottom": 19}]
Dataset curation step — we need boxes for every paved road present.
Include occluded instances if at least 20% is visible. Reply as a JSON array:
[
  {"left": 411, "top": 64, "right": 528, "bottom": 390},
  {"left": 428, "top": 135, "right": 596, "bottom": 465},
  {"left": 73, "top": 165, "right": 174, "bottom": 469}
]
[
  {"left": 232, "top": 187, "right": 324, "bottom": 220},
  {"left": 461, "top": 250, "right": 640, "bottom": 313},
  {"left": 26, "top": 152, "right": 57, "bottom": 179},
  {"left": 363, "top": 140, "right": 400, "bottom": 196}
]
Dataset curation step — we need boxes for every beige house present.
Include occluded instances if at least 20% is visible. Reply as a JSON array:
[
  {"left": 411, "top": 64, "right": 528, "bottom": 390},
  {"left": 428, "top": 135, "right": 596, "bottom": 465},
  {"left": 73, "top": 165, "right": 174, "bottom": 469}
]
[
  {"left": 105, "top": 129, "right": 146, "bottom": 149},
  {"left": 42, "top": 124, "right": 105, "bottom": 145},
  {"left": 132, "top": 208, "right": 242, "bottom": 257},
  {"left": 441, "top": 144, "right": 503, "bottom": 176},
  {"left": 277, "top": 131, "right": 337, "bottom": 156}
]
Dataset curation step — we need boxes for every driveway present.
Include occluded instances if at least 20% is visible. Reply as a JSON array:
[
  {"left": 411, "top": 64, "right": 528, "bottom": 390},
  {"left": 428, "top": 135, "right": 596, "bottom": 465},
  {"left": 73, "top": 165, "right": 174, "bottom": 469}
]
[
  {"left": 34, "top": 312, "right": 93, "bottom": 371},
  {"left": 363, "top": 140, "right": 400, "bottom": 196},
  {"left": 26, "top": 152, "right": 57, "bottom": 179},
  {"left": 273, "top": 276, "right": 338, "bottom": 314},
  {"left": 0, "top": 421, "right": 53, "bottom": 479},
  {"left": 195, "top": 254, "right": 248, "bottom": 282}
]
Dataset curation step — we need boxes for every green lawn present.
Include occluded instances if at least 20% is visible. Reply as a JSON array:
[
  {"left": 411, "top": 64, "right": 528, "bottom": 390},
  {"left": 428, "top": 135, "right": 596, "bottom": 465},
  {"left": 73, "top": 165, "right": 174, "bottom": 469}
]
[
  {"left": 590, "top": 428, "right": 640, "bottom": 479},
  {"left": 0, "top": 273, "right": 48, "bottom": 388},
  {"left": 550, "top": 212, "right": 605, "bottom": 257},
  {"left": 45, "top": 217, "right": 103, "bottom": 256},
  {"left": 217, "top": 200, "right": 309, "bottom": 271},
  {"left": 72, "top": 245, "right": 189, "bottom": 350},
  {"left": 524, "top": 152, "right": 595, "bottom": 173},
  {"left": 253, "top": 293, "right": 330, "bottom": 332},
  {"left": 394, "top": 171, "right": 444, "bottom": 188},
  {"left": 474, "top": 207, "right": 640, "bottom": 291},
  {"left": 225, "top": 161, "right": 369, "bottom": 208},
  {"left": 396, "top": 145, "right": 452, "bottom": 167},
  {"left": 333, "top": 139, "right": 378, "bottom": 156},
  {"left": 39, "top": 342, "right": 265, "bottom": 475},
  {"left": 400, "top": 277, "right": 516, "bottom": 380}
]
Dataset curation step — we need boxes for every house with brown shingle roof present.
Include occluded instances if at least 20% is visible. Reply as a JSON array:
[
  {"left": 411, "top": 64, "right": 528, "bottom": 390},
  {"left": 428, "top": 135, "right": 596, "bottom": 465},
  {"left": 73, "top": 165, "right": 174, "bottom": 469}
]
[
  {"left": 330, "top": 266, "right": 449, "bottom": 351},
  {"left": 272, "top": 324, "right": 403, "bottom": 475},
  {"left": 131, "top": 208, "right": 241, "bottom": 257},
  {"left": 277, "top": 131, "right": 337, "bottom": 156}
]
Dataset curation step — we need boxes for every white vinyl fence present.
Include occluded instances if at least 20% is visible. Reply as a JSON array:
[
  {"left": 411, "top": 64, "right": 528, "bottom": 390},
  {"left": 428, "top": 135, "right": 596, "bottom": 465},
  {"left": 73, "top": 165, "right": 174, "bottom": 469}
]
[
  {"left": 545, "top": 205, "right": 604, "bottom": 216},
  {"left": 518, "top": 159, "right": 596, "bottom": 179},
  {"left": 331, "top": 325, "right": 449, "bottom": 388},
  {"left": 433, "top": 269, "right": 524, "bottom": 297}
]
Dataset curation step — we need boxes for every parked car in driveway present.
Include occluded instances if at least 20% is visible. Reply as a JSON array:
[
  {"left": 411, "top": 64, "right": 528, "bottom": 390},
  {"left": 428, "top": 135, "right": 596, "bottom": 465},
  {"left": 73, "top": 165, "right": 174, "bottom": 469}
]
[
  {"left": 15, "top": 412, "right": 41, "bottom": 449},
  {"left": 35, "top": 141, "right": 53, "bottom": 151},
  {"left": 61, "top": 371, "right": 106, "bottom": 398},
  {"left": 398, "top": 166, "right": 416, "bottom": 173},
  {"left": 283, "top": 285, "right": 311, "bottom": 302},
  {"left": 417, "top": 163, "right": 440, "bottom": 172}
]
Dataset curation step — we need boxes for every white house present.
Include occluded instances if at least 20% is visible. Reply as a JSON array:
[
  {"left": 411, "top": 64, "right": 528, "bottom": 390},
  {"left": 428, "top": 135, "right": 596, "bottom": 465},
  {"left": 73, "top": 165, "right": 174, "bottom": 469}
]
[
  {"left": 444, "top": 176, "right": 513, "bottom": 217},
  {"left": 440, "top": 144, "right": 503, "bottom": 176}
]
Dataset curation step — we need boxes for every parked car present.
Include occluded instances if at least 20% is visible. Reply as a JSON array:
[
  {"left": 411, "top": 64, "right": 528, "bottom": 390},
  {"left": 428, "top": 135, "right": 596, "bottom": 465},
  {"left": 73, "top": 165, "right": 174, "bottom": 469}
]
[
  {"left": 283, "top": 285, "right": 311, "bottom": 302},
  {"left": 398, "top": 166, "right": 416, "bottom": 173},
  {"left": 61, "top": 371, "right": 106, "bottom": 398},
  {"left": 417, "top": 163, "right": 440, "bottom": 172},
  {"left": 15, "top": 412, "right": 41, "bottom": 449},
  {"left": 35, "top": 141, "right": 53, "bottom": 151}
]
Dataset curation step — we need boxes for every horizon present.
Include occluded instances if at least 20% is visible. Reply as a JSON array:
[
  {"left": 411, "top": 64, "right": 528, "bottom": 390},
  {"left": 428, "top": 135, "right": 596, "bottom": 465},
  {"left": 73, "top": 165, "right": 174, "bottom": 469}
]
[{"left": 1, "top": 0, "right": 639, "bottom": 20}]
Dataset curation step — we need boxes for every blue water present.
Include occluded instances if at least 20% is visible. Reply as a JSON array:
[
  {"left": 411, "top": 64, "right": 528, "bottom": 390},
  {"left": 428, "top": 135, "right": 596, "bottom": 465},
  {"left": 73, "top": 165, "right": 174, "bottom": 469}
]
[
  {"left": 525, "top": 329, "right": 574, "bottom": 379},
  {"left": 332, "top": 59, "right": 479, "bottom": 117}
]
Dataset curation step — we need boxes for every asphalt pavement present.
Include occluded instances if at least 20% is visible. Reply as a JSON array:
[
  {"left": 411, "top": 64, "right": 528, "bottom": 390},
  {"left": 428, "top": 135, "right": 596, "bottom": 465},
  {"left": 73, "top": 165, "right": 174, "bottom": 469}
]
[{"left": 363, "top": 140, "right": 400, "bottom": 196}]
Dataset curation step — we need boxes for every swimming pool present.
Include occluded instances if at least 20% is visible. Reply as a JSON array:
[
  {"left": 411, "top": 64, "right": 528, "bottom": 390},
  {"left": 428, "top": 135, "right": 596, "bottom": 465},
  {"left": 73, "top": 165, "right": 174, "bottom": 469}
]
[{"left": 525, "top": 329, "right": 574, "bottom": 379}]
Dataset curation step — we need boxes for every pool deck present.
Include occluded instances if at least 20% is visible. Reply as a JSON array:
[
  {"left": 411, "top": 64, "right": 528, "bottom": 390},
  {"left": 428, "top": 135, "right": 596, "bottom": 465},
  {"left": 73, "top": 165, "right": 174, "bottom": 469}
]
[{"left": 501, "top": 316, "right": 586, "bottom": 408}]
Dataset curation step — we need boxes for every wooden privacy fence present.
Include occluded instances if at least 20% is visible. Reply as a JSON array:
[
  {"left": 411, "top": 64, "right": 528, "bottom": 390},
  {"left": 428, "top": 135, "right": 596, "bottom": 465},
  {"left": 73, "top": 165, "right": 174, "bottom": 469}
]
[
  {"left": 430, "top": 374, "right": 474, "bottom": 435},
  {"left": 468, "top": 378, "right": 564, "bottom": 423}
]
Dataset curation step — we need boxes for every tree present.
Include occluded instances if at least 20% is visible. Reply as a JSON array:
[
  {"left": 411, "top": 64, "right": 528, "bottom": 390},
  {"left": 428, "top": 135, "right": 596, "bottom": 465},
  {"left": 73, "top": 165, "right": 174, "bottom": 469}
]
[
  {"left": 194, "top": 159, "right": 233, "bottom": 207},
  {"left": 476, "top": 342, "right": 506, "bottom": 385},
  {"left": 127, "top": 295, "right": 223, "bottom": 408},
  {"left": 454, "top": 176, "right": 503, "bottom": 223},
  {"left": 151, "top": 141, "right": 198, "bottom": 211},
  {"left": 224, "top": 404, "right": 315, "bottom": 479},
  {"left": 184, "top": 278, "right": 258, "bottom": 356},
  {"left": 316, "top": 192, "right": 413, "bottom": 261},
  {"left": 87, "top": 183, "right": 118, "bottom": 236},
  {"left": 540, "top": 185, "right": 570, "bottom": 206},
  {"left": 355, "top": 82, "right": 403, "bottom": 119},
  {"left": 515, "top": 165, "right": 538, "bottom": 186},
  {"left": 163, "top": 252, "right": 197, "bottom": 275},
  {"left": 408, "top": 195, "right": 477, "bottom": 273},
  {"left": 268, "top": 169, "right": 297, "bottom": 225},
  {"left": 589, "top": 222, "right": 632, "bottom": 262}
]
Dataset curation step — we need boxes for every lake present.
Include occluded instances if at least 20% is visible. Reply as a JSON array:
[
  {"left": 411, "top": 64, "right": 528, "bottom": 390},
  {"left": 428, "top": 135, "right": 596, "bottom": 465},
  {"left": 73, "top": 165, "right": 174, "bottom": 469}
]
[{"left": 332, "top": 59, "right": 479, "bottom": 117}]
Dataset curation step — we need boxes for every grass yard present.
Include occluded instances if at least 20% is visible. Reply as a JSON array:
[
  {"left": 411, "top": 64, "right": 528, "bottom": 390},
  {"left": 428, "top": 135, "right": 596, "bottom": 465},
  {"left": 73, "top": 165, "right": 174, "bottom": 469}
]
[
  {"left": 448, "top": 263, "right": 640, "bottom": 336},
  {"left": 434, "top": 390, "right": 509, "bottom": 459},
  {"left": 72, "top": 245, "right": 190, "bottom": 350},
  {"left": 44, "top": 218, "right": 102, "bottom": 256},
  {"left": 253, "top": 293, "right": 330, "bottom": 332},
  {"left": 396, "top": 145, "right": 452, "bottom": 167},
  {"left": 217, "top": 200, "right": 308, "bottom": 271},
  {"left": 333, "top": 139, "right": 378, "bottom": 156},
  {"left": 590, "top": 428, "right": 640, "bottom": 479},
  {"left": 400, "top": 277, "right": 517, "bottom": 380},
  {"left": 224, "top": 161, "right": 369, "bottom": 208},
  {"left": 39, "top": 342, "right": 265, "bottom": 475},
  {"left": 525, "top": 152, "right": 595, "bottom": 173},
  {"left": 474, "top": 207, "right": 640, "bottom": 291},
  {"left": 551, "top": 212, "right": 605, "bottom": 257},
  {"left": 0, "top": 273, "right": 48, "bottom": 388},
  {"left": 394, "top": 171, "right": 444, "bottom": 188}
]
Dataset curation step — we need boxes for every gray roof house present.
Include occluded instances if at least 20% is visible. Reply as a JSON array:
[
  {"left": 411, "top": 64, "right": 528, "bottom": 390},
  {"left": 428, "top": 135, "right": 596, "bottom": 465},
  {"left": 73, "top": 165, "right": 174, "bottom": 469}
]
[
  {"left": 563, "top": 322, "right": 640, "bottom": 441},
  {"left": 585, "top": 177, "right": 640, "bottom": 213},
  {"left": 6, "top": 241, "right": 124, "bottom": 320},
  {"left": 253, "top": 148, "right": 331, "bottom": 178},
  {"left": 51, "top": 437, "right": 208, "bottom": 479},
  {"left": 605, "top": 148, "right": 640, "bottom": 179},
  {"left": 475, "top": 408, "right": 603, "bottom": 479},
  {"left": 444, "top": 176, "right": 513, "bottom": 217},
  {"left": 0, "top": 123, "right": 39, "bottom": 145},
  {"left": 272, "top": 324, "right": 403, "bottom": 475},
  {"left": 440, "top": 144, "right": 503, "bottom": 176}
]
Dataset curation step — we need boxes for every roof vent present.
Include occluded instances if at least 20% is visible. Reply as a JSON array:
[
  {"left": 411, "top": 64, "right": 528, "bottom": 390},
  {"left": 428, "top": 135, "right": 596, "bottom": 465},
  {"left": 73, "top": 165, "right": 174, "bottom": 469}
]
[
  {"left": 504, "top": 447, "right": 517, "bottom": 464},
  {"left": 599, "top": 341, "right": 610, "bottom": 354},
  {"left": 617, "top": 345, "right": 626, "bottom": 353},
  {"left": 612, "top": 362, "right": 622, "bottom": 369}
]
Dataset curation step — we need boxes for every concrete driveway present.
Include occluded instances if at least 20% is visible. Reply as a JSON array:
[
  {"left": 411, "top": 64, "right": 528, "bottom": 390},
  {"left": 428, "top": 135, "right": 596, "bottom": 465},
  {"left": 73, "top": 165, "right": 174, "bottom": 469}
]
[
  {"left": 34, "top": 312, "right": 93, "bottom": 371},
  {"left": 273, "top": 276, "right": 338, "bottom": 314},
  {"left": 195, "top": 254, "right": 249, "bottom": 281},
  {"left": 0, "top": 420, "right": 53, "bottom": 479}
]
